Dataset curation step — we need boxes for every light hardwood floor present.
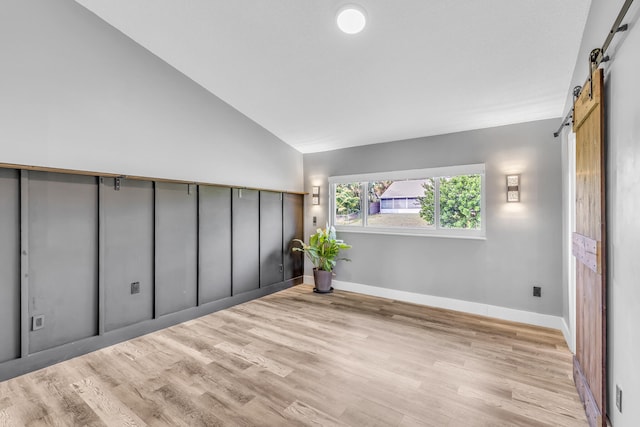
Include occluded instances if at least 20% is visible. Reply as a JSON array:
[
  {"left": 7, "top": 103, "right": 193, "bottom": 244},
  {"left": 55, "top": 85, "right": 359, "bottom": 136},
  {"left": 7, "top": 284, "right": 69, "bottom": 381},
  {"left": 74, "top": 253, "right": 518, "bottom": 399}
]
[{"left": 0, "top": 285, "right": 587, "bottom": 426}]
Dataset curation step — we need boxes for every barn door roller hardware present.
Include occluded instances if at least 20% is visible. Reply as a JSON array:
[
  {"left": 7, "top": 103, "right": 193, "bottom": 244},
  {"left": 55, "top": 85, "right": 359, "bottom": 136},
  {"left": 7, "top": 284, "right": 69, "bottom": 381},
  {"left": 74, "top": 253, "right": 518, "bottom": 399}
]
[{"left": 553, "top": 0, "right": 633, "bottom": 137}]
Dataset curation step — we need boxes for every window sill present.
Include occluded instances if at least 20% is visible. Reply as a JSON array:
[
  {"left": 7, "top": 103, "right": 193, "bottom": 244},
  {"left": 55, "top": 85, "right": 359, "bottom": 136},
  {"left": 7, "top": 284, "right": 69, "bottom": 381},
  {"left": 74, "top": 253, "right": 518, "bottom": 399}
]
[{"left": 334, "top": 226, "right": 486, "bottom": 240}]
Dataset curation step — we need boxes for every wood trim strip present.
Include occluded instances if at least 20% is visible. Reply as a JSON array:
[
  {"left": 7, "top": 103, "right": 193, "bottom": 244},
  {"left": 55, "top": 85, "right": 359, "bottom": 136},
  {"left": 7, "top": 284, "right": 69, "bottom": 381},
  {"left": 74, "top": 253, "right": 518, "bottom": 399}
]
[{"left": 0, "top": 162, "right": 307, "bottom": 195}]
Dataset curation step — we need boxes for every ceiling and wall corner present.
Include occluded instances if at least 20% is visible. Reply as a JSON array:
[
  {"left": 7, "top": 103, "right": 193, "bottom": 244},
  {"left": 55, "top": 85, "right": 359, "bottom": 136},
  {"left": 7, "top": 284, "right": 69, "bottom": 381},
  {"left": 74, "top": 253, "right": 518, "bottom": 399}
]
[{"left": 74, "top": 0, "right": 592, "bottom": 153}]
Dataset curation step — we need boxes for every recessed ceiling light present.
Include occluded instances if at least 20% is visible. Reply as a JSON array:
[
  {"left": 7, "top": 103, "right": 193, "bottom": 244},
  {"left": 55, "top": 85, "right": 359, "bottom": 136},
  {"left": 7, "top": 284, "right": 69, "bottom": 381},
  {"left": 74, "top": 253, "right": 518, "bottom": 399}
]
[{"left": 336, "top": 6, "right": 367, "bottom": 35}]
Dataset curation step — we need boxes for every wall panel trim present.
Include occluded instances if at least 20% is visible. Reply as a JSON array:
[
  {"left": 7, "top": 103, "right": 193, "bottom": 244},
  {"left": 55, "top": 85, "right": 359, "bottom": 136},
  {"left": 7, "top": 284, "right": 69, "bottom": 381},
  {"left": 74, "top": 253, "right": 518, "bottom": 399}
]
[
  {"left": 0, "top": 163, "right": 306, "bottom": 196},
  {"left": 98, "top": 179, "right": 106, "bottom": 335},
  {"left": 19, "top": 170, "right": 29, "bottom": 358}
]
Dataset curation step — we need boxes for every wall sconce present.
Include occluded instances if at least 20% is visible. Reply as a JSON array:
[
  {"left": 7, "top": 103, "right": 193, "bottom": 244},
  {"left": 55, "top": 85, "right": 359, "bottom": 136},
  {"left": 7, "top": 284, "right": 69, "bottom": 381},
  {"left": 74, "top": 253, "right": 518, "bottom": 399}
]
[
  {"left": 312, "top": 186, "right": 320, "bottom": 205},
  {"left": 506, "top": 174, "right": 520, "bottom": 202}
]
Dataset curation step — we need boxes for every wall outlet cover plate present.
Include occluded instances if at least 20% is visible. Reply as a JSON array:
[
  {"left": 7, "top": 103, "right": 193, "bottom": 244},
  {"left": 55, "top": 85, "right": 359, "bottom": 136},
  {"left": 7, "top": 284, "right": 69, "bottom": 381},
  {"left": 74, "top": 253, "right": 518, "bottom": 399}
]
[
  {"left": 32, "top": 315, "right": 45, "bottom": 331},
  {"left": 131, "top": 281, "right": 141, "bottom": 294}
]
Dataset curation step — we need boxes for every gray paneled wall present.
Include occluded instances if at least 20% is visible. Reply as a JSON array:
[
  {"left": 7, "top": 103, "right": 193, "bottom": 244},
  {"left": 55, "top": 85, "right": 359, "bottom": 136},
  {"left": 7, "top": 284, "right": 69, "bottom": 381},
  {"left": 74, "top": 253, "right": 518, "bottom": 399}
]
[
  {"left": 232, "top": 189, "right": 260, "bottom": 295},
  {"left": 155, "top": 182, "right": 198, "bottom": 316},
  {"left": 0, "top": 169, "right": 20, "bottom": 363},
  {"left": 0, "top": 168, "right": 303, "bottom": 380},
  {"left": 260, "top": 191, "right": 284, "bottom": 287},
  {"left": 27, "top": 172, "right": 99, "bottom": 354},
  {"left": 199, "top": 185, "right": 232, "bottom": 303},
  {"left": 283, "top": 193, "right": 304, "bottom": 280},
  {"left": 102, "top": 178, "right": 155, "bottom": 331}
]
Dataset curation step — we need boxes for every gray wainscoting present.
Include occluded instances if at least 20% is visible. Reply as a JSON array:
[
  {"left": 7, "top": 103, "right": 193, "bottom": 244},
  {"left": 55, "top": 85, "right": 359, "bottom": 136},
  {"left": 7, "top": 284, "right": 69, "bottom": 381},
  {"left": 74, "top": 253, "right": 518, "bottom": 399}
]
[
  {"left": 260, "top": 191, "right": 284, "bottom": 287},
  {"left": 27, "top": 172, "right": 99, "bottom": 354},
  {"left": 0, "top": 169, "right": 20, "bottom": 363},
  {"left": 232, "top": 188, "right": 260, "bottom": 295},
  {"left": 102, "top": 178, "right": 155, "bottom": 331},
  {"left": 155, "top": 182, "right": 198, "bottom": 316},
  {"left": 0, "top": 168, "right": 303, "bottom": 381},
  {"left": 198, "top": 185, "right": 233, "bottom": 304}
]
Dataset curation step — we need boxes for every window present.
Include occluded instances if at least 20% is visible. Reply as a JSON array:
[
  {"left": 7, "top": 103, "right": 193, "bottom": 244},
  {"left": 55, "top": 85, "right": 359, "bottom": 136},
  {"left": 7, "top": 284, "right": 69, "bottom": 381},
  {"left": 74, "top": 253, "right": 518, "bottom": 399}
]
[
  {"left": 334, "top": 182, "right": 362, "bottom": 226},
  {"left": 329, "top": 164, "right": 485, "bottom": 239}
]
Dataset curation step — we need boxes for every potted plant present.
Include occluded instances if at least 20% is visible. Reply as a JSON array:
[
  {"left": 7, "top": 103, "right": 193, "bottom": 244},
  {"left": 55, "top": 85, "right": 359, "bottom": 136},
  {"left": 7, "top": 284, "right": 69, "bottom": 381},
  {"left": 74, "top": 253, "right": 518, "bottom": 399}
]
[{"left": 293, "top": 225, "right": 351, "bottom": 293}]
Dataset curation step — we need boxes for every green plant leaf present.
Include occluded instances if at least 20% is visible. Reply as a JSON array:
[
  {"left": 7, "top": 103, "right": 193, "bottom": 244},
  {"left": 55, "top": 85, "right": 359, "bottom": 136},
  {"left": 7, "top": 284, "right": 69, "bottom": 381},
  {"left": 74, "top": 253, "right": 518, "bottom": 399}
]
[{"left": 291, "top": 225, "right": 351, "bottom": 271}]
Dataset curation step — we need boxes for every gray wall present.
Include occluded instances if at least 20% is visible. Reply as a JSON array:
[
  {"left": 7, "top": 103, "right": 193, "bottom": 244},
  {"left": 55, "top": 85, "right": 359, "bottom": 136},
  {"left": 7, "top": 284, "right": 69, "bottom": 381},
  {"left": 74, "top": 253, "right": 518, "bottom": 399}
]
[
  {"left": 232, "top": 189, "right": 260, "bottom": 295},
  {"left": 283, "top": 193, "right": 305, "bottom": 280},
  {"left": 199, "top": 186, "right": 233, "bottom": 304},
  {"left": 260, "top": 191, "right": 285, "bottom": 287},
  {"left": 0, "top": 169, "right": 20, "bottom": 363},
  {"left": 102, "top": 178, "right": 155, "bottom": 331},
  {"left": 304, "top": 119, "right": 563, "bottom": 315},
  {"left": 155, "top": 183, "right": 198, "bottom": 316},
  {"left": 28, "top": 172, "right": 99, "bottom": 354},
  {"left": 0, "top": 0, "right": 302, "bottom": 193},
  {"left": 563, "top": 1, "right": 640, "bottom": 425}
]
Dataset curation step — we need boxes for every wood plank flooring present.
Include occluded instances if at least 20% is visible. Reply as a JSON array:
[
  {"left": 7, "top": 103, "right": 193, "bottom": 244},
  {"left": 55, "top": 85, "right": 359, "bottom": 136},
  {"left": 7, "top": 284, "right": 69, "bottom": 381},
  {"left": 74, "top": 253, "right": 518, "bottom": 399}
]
[{"left": 0, "top": 285, "right": 587, "bottom": 426}]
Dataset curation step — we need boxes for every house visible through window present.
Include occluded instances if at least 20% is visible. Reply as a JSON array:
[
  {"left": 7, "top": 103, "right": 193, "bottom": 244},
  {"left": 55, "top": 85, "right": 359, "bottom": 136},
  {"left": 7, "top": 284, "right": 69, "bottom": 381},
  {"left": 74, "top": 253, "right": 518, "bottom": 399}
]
[{"left": 329, "top": 164, "right": 485, "bottom": 238}]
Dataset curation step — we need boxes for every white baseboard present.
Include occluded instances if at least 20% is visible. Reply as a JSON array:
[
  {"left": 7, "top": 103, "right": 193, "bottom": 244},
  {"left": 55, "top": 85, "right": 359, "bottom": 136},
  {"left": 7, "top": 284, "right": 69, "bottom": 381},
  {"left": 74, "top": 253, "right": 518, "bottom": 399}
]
[
  {"left": 560, "top": 318, "right": 574, "bottom": 353},
  {"left": 302, "top": 276, "right": 566, "bottom": 334}
]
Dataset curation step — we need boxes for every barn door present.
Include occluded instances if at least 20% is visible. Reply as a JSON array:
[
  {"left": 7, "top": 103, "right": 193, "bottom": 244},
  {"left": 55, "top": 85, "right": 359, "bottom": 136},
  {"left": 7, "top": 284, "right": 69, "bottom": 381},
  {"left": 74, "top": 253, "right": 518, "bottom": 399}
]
[{"left": 572, "top": 67, "right": 607, "bottom": 427}]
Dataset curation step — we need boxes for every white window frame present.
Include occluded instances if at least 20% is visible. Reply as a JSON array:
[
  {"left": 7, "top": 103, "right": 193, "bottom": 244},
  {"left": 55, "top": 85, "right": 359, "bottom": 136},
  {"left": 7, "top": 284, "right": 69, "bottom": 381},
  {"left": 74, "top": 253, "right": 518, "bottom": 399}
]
[{"left": 329, "top": 163, "right": 486, "bottom": 239}]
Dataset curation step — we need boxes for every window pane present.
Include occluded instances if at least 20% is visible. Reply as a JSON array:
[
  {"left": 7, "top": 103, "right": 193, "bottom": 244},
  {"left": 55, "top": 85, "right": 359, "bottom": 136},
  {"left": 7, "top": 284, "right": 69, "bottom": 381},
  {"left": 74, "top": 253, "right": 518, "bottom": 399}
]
[
  {"left": 367, "top": 179, "right": 434, "bottom": 228},
  {"left": 335, "top": 183, "right": 362, "bottom": 226},
  {"left": 439, "top": 174, "right": 481, "bottom": 229}
]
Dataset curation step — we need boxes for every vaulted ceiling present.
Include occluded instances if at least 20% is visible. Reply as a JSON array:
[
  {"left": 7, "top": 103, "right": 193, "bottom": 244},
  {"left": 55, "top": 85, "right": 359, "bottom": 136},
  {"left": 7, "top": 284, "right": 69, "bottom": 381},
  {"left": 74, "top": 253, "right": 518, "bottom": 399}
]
[{"left": 75, "top": 0, "right": 591, "bottom": 153}]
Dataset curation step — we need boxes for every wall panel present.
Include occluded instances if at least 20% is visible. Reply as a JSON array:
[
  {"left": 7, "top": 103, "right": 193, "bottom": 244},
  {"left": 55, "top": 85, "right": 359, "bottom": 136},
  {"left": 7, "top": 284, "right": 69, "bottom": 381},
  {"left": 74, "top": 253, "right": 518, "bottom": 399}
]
[
  {"left": 0, "top": 166, "right": 300, "bottom": 380},
  {"left": 232, "top": 189, "right": 259, "bottom": 294},
  {"left": 102, "top": 178, "right": 154, "bottom": 331},
  {"left": 199, "top": 186, "right": 232, "bottom": 303},
  {"left": 28, "top": 172, "right": 98, "bottom": 353},
  {"left": 0, "top": 169, "right": 20, "bottom": 362},
  {"left": 283, "top": 193, "right": 304, "bottom": 280},
  {"left": 260, "top": 191, "right": 284, "bottom": 287},
  {"left": 155, "top": 182, "right": 198, "bottom": 316}
]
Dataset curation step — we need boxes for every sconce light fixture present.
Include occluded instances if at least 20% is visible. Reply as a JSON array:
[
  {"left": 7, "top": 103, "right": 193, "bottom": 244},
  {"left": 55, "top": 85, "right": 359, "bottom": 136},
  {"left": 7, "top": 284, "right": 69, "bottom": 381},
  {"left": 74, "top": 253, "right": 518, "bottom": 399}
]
[
  {"left": 312, "top": 186, "right": 320, "bottom": 205},
  {"left": 506, "top": 174, "right": 520, "bottom": 202}
]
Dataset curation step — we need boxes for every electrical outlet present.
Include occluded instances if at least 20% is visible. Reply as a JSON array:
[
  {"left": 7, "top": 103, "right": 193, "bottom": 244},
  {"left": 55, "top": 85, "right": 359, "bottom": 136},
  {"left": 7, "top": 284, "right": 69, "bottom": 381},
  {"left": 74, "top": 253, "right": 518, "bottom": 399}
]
[
  {"left": 32, "top": 315, "right": 45, "bottom": 331},
  {"left": 616, "top": 384, "right": 622, "bottom": 412},
  {"left": 313, "top": 216, "right": 317, "bottom": 226},
  {"left": 131, "top": 281, "right": 141, "bottom": 295},
  {"left": 533, "top": 286, "right": 542, "bottom": 297}
]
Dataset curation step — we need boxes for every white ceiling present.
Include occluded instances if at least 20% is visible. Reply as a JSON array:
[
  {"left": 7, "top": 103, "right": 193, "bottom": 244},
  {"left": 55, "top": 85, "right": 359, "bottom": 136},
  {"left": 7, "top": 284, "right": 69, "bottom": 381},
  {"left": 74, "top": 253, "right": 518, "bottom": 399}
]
[{"left": 75, "top": 0, "right": 592, "bottom": 153}]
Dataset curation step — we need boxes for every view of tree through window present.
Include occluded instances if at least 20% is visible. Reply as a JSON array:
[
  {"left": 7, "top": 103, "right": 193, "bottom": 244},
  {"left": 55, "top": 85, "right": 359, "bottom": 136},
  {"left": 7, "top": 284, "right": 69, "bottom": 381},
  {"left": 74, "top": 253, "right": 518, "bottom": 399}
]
[
  {"left": 439, "top": 174, "right": 481, "bottom": 229},
  {"left": 418, "top": 179, "right": 435, "bottom": 226},
  {"left": 334, "top": 183, "right": 362, "bottom": 225},
  {"left": 331, "top": 165, "right": 484, "bottom": 236}
]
